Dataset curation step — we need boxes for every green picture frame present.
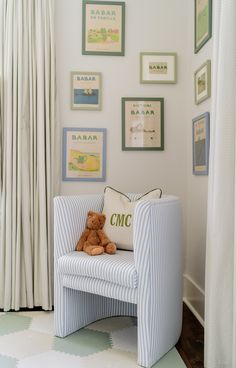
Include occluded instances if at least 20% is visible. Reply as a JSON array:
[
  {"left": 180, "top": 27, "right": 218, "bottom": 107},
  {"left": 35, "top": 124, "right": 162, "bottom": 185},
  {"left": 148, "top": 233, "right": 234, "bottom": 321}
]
[
  {"left": 122, "top": 97, "right": 164, "bottom": 151},
  {"left": 140, "top": 52, "right": 177, "bottom": 84},
  {"left": 71, "top": 71, "right": 102, "bottom": 110},
  {"left": 194, "top": 0, "right": 212, "bottom": 53},
  {"left": 82, "top": 0, "right": 125, "bottom": 56},
  {"left": 194, "top": 60, "right": 211, "bottom": 105}
]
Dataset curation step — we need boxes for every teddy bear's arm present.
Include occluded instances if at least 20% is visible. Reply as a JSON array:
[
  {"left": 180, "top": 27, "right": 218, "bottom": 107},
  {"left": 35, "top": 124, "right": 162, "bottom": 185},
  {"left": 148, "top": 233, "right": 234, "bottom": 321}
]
[
  {"left": 97, "top": 229, "right": 111, "bottom": 246},
  {"left": 75, "top": 229, "right": 90, "bottom": 251}
]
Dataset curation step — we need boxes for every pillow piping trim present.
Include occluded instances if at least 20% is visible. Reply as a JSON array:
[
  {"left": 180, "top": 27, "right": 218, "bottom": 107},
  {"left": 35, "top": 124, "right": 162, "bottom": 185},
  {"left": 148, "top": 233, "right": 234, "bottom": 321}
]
[{"left": 104, "top": 186, "right": 162, "bottom": 202}]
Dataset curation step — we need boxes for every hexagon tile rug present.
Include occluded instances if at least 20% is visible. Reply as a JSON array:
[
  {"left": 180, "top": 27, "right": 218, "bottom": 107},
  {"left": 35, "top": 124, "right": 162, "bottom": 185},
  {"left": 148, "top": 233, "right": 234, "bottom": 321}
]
[{"left": 0, "top": 312, "right": 186, "bottom": 368}]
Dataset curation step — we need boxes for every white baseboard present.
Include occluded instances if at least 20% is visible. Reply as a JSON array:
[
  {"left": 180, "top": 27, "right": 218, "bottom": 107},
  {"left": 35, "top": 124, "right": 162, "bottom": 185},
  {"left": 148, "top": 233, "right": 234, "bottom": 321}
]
[{"left": 183, "top": 273, "right": 205, "bottom": 327}]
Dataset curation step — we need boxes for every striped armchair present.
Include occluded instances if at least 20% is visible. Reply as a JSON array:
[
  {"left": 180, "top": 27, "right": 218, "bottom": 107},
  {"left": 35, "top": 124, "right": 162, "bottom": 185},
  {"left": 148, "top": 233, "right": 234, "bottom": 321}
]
[{"left": 54, "top": 194, "right": 183, "bottom": 368}]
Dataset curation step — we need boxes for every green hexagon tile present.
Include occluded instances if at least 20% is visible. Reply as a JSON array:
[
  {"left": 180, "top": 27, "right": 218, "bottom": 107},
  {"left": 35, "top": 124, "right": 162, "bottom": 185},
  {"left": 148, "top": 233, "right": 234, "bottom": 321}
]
[{"left": 0, "top": 314, "right": 31, "bottom": 336}]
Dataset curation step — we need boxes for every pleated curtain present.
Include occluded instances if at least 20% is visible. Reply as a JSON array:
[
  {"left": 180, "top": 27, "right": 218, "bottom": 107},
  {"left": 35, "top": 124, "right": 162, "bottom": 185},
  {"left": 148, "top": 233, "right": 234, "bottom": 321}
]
[
  {"left": 205, "top": 0, "right": 236, "bottom": 367},
  {"left": 0, "top": 0, "right": 58, "bottom": 311}
]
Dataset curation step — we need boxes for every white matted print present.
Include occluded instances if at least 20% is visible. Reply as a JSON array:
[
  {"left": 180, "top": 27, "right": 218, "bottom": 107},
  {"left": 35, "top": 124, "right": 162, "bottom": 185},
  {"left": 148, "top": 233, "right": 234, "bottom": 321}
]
[
  {"left": 194, "top": 60, "right": 211, "bottom": 104},
  {"left": 140, "top": 52, "right": 177, "bottom": 84},
  {"left": 122, "top": 98, "right": 164, "bottom": 151},
  {"left": 63, "top": 128, "right": 106, "bottom": 181},
  {"left": 71, "top": 72, "right": 102, "bottom": 110}
]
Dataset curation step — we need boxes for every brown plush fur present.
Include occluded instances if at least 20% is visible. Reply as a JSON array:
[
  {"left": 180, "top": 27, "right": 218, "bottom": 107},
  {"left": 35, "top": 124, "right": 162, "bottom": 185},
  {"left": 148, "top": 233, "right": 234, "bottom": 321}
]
[{"left": 75, "top": 211, "right": 116, "bottom": 256}]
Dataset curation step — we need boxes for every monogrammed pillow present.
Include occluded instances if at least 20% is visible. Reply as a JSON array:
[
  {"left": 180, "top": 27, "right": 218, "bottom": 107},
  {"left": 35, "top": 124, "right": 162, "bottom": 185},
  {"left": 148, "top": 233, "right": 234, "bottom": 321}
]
[{"left": 102, "top": 186, "right": 162, "bottom": 251}]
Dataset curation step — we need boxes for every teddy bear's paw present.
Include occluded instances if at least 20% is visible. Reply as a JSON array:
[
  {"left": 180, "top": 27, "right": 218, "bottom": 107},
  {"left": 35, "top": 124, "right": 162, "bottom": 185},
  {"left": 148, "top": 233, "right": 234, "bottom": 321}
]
[
  {"left": 105, "top": 242, "right": 116, "bottom": 254},
  {"left": 75, "top": 241, "right": 83, "bottom": 251},
  {"left": 91, "top": 247, "right": 104, "bottom": 256},
  {"left": 86, "top": 246, "right": 104, "bottom": 256}
]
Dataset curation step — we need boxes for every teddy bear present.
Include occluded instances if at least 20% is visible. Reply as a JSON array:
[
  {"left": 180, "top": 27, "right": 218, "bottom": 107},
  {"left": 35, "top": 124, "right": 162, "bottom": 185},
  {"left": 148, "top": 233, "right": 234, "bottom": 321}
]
[{"left": 75, "top": 210, "right": 117, "bottom": 256}]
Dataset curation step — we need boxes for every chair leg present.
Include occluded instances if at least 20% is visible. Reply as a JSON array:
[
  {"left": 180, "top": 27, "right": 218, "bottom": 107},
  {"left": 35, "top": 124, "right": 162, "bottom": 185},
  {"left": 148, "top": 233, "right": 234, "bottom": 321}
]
[
  {"left": 137, "top": 315, "right": 167, "bottom": 368},
  {"left": 137, "top": 304, "right": 182, "bottom": 368},
  {"left": 54, "top": 286, "right": 97, "bottom": 337},
  {"left": 54, "top": 282, "right": 137, "bottom": 338},
  {"left": 137, "top": 311, "right": 152, "bottom": 368}
]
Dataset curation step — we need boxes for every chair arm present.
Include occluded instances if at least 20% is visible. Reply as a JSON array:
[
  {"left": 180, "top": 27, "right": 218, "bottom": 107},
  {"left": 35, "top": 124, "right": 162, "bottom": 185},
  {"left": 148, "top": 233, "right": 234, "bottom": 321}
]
[
  {"left": 133, "top": 197, "right": 183, "bottom": 340},
  {"left": 54, "top": 195, "right": 103, "bottom": 259},
  {"left": 133, "top": 196, "right": 182, "bottom": 275}
]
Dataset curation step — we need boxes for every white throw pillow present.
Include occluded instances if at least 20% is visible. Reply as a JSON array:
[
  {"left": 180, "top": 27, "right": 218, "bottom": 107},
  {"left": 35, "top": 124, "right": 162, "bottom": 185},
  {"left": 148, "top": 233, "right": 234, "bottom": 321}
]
[{"left": 102, "top": 186, "right": 162, "bottom": 250}]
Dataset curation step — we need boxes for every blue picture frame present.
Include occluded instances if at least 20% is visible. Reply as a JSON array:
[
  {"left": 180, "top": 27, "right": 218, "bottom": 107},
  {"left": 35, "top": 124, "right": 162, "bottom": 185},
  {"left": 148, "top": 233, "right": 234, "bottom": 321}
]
[
  {"left": 192, "top": 112, "right": 210, "bottom": 175},
  {"left": 62, "top": 127, "right": 106, "bottom": 181}
]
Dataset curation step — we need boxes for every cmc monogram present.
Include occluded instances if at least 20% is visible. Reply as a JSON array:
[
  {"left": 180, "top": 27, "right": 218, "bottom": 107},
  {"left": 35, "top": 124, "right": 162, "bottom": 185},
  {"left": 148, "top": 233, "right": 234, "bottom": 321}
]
[{"left": 110, "top": 214, "right": 132, "bottom": 227}]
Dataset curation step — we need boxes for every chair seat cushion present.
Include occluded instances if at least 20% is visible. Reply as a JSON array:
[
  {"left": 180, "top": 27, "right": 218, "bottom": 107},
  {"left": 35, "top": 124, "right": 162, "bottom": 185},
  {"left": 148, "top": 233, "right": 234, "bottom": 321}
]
[{"left": 58, "top": 250, "right": 138, "bottom": 289}]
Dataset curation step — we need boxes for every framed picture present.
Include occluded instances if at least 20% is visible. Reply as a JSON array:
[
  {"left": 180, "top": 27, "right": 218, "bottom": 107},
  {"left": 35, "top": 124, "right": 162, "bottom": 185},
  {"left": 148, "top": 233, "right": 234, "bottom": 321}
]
[
  {"left": 194, "top": 0, "right": 212, "bottom": 53},
  {"left": 194, "top": 60, "right": 211, "bottom": 105},
  {"left": 62, "top": 128, "right": 106, "bottom": 181},
  {"left": 82, "top": 0, "right": 125, "bottom": 56},
  {"left": 122, "top": 97, "right": 164, "bottom": 151},
  {"left": 71, "top": 72, "right": 102, "bottom": 110},
  {"left": 192, "top": 112, "right": 210, "bottom": 175},
  {"left": 140, "top": 52, "right": 177, "bottom": 84}
]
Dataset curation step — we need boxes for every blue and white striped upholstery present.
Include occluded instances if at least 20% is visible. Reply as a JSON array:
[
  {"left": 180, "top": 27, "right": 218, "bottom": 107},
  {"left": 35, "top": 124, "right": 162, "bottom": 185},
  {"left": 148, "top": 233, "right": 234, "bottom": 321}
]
[
  {"left": 62, "top": 275, "right": 137, "bottom": 304},
  {"left": 54, "top": 195, "right": 183, "bottom": 368},
  {"left": 58, "top": 250, "right": 137, "bottom": 288}
]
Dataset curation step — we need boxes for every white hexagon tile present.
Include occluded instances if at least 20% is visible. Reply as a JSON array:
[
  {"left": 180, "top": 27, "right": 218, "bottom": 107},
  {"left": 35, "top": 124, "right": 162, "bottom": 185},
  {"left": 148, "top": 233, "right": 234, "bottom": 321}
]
[
  {"left": 0, "top": 312, "right": 186, "bottom": 368},
  {"left": 111, "top": 325, "right": 137, "bottom": 353}
]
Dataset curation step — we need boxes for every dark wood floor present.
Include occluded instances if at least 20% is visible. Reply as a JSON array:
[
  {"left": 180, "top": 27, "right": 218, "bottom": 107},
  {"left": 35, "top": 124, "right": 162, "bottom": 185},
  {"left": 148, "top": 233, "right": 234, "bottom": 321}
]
[{"left": 176, "top": 303, "right": 204, "bottom": 368}]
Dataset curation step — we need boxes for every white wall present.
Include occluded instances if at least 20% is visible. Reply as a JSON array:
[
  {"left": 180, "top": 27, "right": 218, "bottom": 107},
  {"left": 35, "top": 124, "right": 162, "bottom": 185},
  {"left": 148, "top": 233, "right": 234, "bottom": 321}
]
[
  {"left": 56, "top": 0, "right": 188, "bottom": 205},
  {"left": 56, "top": 0, "right": 210, "bottom": 323},
  {"left": 183, "top": 1, "right": 213, "bottom": 324}
]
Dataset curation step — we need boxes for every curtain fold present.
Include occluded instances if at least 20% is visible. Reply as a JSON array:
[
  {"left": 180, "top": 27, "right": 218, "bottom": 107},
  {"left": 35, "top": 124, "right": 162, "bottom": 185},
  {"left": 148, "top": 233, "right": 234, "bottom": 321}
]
[
  {"left": 0, "top": 0, "right": 58, "bottom": 311},
  {"left": 205, "top": 0, "right": 236, "bottom": 367}
]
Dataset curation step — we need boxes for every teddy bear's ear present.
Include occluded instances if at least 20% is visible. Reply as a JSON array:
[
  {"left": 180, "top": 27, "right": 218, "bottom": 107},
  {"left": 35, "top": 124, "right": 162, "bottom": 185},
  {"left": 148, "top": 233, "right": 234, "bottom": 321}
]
[{"left": 88, "top": 211, "right": 95, "bottom": 217}]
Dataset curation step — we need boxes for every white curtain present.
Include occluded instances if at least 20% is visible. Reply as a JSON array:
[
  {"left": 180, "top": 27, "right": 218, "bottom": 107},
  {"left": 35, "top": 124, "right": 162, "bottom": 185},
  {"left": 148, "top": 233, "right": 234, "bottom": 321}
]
[
  {"left": 205, "top": 0, "right": 236, "bottom": 367},
  {"left": 0, "top": 0, "right": 58, "bottom": 311}
]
